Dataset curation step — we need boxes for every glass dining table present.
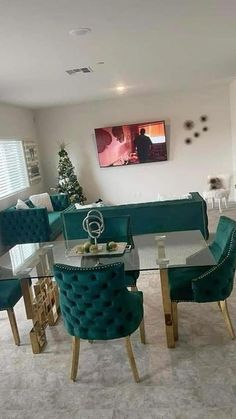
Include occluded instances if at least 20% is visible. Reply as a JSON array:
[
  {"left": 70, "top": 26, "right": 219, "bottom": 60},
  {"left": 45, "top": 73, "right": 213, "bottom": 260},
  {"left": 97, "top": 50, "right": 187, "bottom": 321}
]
[{"left": 0, "top": 230, "right": 216, "bottom": 353}]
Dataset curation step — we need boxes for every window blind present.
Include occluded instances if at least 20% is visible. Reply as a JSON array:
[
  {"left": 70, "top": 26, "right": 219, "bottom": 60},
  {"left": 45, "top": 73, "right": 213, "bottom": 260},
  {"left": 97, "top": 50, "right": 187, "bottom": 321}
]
[
  {"left": 9, "top": 243, "right": 40, "bottom": 274},
  {"left": 0, "top": 140, "right": 29, "bottom": 199}
]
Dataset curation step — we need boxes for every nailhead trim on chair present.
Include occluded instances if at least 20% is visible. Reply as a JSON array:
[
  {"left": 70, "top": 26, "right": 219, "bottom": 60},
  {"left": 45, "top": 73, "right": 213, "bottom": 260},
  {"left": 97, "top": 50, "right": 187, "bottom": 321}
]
[{"left": 54, "top": 262, "right": 122, "bottom": 272}]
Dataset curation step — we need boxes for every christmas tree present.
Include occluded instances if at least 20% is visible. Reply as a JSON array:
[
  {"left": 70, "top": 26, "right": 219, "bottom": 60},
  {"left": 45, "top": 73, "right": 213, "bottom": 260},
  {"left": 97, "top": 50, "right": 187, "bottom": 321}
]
[{"left": 57, "top": 144, "right": 86, "bottom": 204}]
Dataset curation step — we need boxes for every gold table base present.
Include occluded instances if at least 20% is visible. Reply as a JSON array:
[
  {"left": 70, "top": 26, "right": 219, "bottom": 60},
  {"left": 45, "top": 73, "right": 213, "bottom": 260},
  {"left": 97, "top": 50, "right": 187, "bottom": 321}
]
[{"left": 21, "top": 276, "right": 60, "bottom": 354}]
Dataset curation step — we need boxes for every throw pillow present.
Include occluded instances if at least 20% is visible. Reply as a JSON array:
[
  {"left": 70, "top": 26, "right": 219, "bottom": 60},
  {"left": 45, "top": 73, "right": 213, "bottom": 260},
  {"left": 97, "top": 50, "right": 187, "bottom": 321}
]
[
  {"left": 95, "top": 198, "right": 105, "bottom": 207},
  {"left": 75, "top": 201, "right": 107, "bottom": 210},
  {"left": 75, "top": 203, "right": 96, "bottom": 210},
  {"left": 15, "top": 199, "right": 29, "bottom": 209},
  {"left": 29, "top": 193, "right": 54, "bottom": 212},
  {"left": 209, "top": 177, "right": 223, "bottom": 190}
]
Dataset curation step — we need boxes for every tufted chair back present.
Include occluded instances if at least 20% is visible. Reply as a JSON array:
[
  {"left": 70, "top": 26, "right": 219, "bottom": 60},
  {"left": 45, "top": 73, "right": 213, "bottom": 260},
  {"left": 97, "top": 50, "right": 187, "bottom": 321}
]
[
  {"left": 90, "top": 215, "right": 134, "bottom": 247},
  {"left": 0, "top": 207, "right": 50, "bottom": 245},
  {"left": 209, "top": 216, "right": 236, "bottom": 262},
  {"left": 53, "top": 262, "right": 143, "bottom": 341},
  {"left": 192, "top": 216, "right": 236, "bottom": 303},
  {"left": 50, "top": 194, "right": 70, "bottom": 211},
  {"left": 89, "top": 215, "right": 138, "bottom": 288},
  {"left": 0, "top": 277, "right": 22, "bottom": 346},
  {"left": 100, "top": 216, "right": 138, "bottom": 287}
]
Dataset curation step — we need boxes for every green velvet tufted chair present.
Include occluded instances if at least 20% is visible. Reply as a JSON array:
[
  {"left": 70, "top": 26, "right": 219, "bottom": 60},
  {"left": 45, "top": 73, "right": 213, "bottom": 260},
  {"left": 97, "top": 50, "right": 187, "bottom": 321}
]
[
  {"left": 53, "top": 262, "right": 145, "bottom": 382},
  {"left": 0, "top": 279, "right": 22, "bottom": 345},
  {"left": 97, "top": 215, "right": 139, "bottom": 290},
  {"left": 168, "top": 216, "right": 236, "bottom": 341}
]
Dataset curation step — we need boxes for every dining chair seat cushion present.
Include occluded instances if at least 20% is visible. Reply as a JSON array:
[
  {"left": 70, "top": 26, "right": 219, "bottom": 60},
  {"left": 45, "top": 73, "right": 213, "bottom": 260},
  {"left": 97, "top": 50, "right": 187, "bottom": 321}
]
[
  {"left": 54, "top": 262, "right": 143, "bottom": 340},
  {"left": 168, "top": 266, "right": 208, "bottom": 302},
  {"left": 124, "top": 270, "right": 139, "bottom": 287},
  {"left": 0, "top": 279, "right": 22, "bottom": 310}
]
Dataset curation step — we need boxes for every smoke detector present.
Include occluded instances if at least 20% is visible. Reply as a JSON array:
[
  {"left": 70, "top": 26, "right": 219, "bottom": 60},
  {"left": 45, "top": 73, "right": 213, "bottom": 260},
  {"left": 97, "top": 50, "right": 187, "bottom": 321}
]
[{"left": 66, "top": 67, "right": 93, "bottom": 75}]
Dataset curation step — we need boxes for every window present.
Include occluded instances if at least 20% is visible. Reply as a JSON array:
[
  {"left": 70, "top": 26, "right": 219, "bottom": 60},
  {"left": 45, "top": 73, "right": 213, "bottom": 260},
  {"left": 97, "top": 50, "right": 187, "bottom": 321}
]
[
  {"left": 9, "top": 243, "right": 40, "bottom": 274},
  {"left": 0, "top": 140, "right": 29, "bottom": 199}
]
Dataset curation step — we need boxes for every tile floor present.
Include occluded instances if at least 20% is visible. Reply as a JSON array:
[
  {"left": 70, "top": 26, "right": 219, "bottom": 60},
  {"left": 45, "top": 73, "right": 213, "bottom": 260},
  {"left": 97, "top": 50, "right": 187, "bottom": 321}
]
[{"left": 1, "top": 204, "right": 236, "bottom": 419}]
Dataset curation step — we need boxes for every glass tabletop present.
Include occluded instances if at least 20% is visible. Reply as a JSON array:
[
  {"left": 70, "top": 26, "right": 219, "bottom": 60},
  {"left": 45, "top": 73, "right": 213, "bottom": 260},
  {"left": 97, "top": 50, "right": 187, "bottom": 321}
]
[{"left": 0, "top": 230, "right": 216, "bottom": 280}]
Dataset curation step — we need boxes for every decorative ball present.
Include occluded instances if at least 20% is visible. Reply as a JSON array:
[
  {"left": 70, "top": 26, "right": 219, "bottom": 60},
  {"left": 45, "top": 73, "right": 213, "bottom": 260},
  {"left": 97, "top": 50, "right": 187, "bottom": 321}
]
[
  {"left": 185, "top": 138, "right": 192, "bottom": 145},
  {"left": 83, "top": 241, "right": 91, "bottom": 253},
  {"left": 75, "top": 244, "right": 85, "bottom": 254},
  {"left": 89, "top": 244, "right": 99, "bottom": 253},
  {"left": 194, "top": 132, "right": 200, "bottom": 138},
  {"left": 202, "top": 126, "right": 208, "bottom": 132},
  {"left": 106, "top": 241, "right": 118, "bottom": 251},
  {"left": 184, "top": 120, "right": 194, "bottom": 130},
  {"left": 200, "top": 115, "right": 208, "bottom": 123}
]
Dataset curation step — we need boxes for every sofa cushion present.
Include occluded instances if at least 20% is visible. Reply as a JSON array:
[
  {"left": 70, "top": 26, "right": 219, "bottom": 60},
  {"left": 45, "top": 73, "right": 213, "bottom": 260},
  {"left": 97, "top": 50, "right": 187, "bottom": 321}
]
[
  {"left": 74, "top": 202, "right": 106, "bottom": 210},
  {"left": 15, "top": 199, "right": 29, "bottom": 209},
  {"left": 29, "top": 193, "right": 54, "bottom": 212},
  {"left": 75, "top": 203, "right": 96, "bottom": 210}
]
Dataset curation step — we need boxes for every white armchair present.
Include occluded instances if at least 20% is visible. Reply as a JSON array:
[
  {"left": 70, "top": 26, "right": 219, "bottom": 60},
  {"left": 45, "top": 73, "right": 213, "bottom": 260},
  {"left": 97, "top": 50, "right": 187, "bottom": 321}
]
[{"left": 203, "top": 174, "right": 230, "bottom": 213}]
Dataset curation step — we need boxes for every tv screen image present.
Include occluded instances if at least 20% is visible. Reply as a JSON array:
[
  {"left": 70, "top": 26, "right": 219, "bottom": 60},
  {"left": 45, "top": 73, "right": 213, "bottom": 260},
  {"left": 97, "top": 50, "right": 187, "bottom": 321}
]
[{"left": 94, "top": 120, "right": 167, "bottom": 167}]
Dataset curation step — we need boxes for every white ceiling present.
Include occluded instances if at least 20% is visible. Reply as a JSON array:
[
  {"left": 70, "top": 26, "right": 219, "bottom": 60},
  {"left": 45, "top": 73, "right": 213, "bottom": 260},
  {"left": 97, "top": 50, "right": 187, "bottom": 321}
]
[{"left": 1, "top": 0, "right": 236, "bottom": 108}]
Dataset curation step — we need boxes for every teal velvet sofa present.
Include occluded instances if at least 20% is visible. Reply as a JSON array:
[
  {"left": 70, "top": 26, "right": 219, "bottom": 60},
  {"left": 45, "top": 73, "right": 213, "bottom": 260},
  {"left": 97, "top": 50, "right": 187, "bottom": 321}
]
[
  {"left": 0, "top": 194, "right": 70, "bottom": 246},
  {"left": 62, "top": 192, "right": 209, "bottom": 241}
]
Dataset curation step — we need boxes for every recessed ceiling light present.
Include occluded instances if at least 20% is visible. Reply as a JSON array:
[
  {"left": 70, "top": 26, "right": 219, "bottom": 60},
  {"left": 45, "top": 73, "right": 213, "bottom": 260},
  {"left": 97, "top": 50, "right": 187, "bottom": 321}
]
[
  {"left": 69, "top": 28, "right": 91, "bottom": 37},
  {"left": 97, "top": 61, "right": 105, "bottom": 65},
  {"left": 116, "top": 85, "right": 126, "bottom": 92}
]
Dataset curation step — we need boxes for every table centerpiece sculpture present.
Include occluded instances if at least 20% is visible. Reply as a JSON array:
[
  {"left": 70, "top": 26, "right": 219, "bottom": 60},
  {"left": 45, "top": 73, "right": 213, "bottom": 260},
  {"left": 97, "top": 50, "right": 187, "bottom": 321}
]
[{"left": 82, "top": 209, "right": 104, "bottom": 248}]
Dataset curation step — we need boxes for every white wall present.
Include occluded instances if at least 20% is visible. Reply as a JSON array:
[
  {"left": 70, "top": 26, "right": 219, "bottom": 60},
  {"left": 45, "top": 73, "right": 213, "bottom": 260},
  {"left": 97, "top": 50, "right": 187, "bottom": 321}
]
[
  {"left": 0, "top": 103, "right": 44, "bottom": 211},
  {"left": 35, "top": 83, "right": 233, "bottom": 204},
  {"left": 230, "top": 80, "right": 236, "bottom": 199}
]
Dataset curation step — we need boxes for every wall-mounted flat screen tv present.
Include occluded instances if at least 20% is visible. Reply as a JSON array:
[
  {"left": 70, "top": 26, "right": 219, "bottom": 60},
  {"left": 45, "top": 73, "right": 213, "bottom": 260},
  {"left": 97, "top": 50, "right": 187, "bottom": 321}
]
[{"left": 94, "top": 120, "right": 167, "bottom": 167}]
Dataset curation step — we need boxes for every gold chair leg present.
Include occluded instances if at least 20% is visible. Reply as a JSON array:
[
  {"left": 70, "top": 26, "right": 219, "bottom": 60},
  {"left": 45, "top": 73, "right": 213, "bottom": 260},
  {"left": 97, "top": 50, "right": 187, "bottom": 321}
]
[
  {"left": 131, "top": 286, "right": 138, "bottom": 292},
  {"left": 124, "top": 336, "right": 140, "bottom": 383},
  {"left": 217, "top": 301, "right": 222, "bottom": 312},
  {"left": 70, "top": 336, "right": 80, "bottom": 381},
  {"left": 7, "top": 308, "right": 20, "bottom": 346},
  {"left": 219, "top": 300, "right": 235, "bottom": 339},
  {"left": 171, "top": 302, "right": 179, "bottom": 341},
  {"left": 139, "top": 318, "right": 146, "bottom": 344}
]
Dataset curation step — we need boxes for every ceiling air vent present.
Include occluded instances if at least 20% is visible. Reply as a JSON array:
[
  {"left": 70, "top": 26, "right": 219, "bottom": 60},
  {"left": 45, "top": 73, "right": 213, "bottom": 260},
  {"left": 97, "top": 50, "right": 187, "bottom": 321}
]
[{"left": 66, "top": 67, "right": 93, "bottom": 75}]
